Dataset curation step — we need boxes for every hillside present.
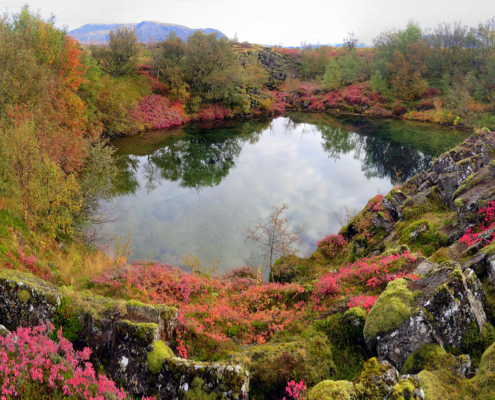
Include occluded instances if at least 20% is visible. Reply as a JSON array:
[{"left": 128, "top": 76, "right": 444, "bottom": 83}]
[{"left": 69, "top": 20, "right": 226, "bottom": 44}]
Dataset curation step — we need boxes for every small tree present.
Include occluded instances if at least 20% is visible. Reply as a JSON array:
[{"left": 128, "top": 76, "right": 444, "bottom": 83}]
[
  {"left": 91, "top": 26, "right": 138, "bottom": 77},
  {"left": 246, "top": 204, "right": 304, "bottom": 271},
  {"left": 343, "top": 31, "right": 359, "bottom": 51}
]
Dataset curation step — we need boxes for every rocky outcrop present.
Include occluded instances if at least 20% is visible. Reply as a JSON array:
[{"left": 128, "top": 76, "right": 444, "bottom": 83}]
[
  {"left": 364, "top": 262, "right": 486, "bottom": 370},
  {"left": 0, "top": 269, "right": 249, "bottom": 399},
  {"left": 237, "top": 44, "right": 300, "bottom": 88},
  {"left": 374, "top": 132, "right": 495, "bottom": 237}
]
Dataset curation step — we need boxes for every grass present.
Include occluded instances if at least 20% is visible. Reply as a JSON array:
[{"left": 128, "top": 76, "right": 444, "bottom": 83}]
[{"left": 0, "top": 196, "right": 115, "bottom": 289}]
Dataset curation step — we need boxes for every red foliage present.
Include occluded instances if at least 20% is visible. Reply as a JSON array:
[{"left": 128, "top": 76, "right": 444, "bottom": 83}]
[
  {"left": 0, "top": 324, "right": 154, "bottom": 400},
  {"left": 151, "top": 81, "right": 170, "bottom": 95},
  {"left": 348, "top": 294, "right": 378, "bottom": 311},
  {"left": 94, "top": 262, "right": 306, "bottom": 346},
  {"left": 459, "top": 201, "right": 495, "bottom": 247},
  {"left": 130, "top": 94, "right": 189, "bottom": 130},
  {"left": 312, "top": 250, "right": 419, "bottom": 309},
  {"left": 196, "top": 104, "right": 232, "bottom": 121},
  {"left": 316, "top": 234, "right": 348, "bottom": 258},
  {"left": 424, "top": 88, "right": 440, "bottom": 98}
]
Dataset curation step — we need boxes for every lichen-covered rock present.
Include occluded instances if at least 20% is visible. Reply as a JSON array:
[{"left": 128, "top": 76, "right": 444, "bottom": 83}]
[
  {"left": 157, "top": 358, "right": 249, "bottom": 399},
  {"left": 0, "top": 269, "right": 249, "bottom": 399},
  {"left": 364, "top": 262, "right": 486, "bottom": 370},
  {"left": 0, "top": 269, "right": 62, "bottom": 331},
  {"left": 354, "top": 358, "right": 399, "bottom": 398},
  {"left": 386, "top": 375, "right": 425, "bottom": 400}
]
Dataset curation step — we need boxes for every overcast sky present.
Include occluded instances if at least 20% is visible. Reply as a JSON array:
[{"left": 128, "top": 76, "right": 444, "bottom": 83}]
[{"left": 4, "top": 0, "right": 495, "bottom": 46}]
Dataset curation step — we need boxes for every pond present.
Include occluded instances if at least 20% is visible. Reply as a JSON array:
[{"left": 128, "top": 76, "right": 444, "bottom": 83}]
[{"left": 100, "top": 113, "right": 470, "bottom": 275}]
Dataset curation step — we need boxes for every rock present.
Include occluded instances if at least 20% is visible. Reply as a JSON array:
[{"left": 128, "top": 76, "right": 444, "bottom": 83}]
[
  {"left": 0, "top": 324, "right": 10, "bottom": 337},
  {"left": 413, "top": 260, "right": 437, "bottom": 277},
  {"left": 488, "top": 255, "right": 495, "bottom": 286},
  {"left": 385, "top": 375, "right": 425, "bottom": 400},
  {"left": 0, "top": 269, "right": 62, "bottom": 331},
  {"left": 456, "top": 354, "right": 472, "bottom": 377},
  {"left": 364, "top": 262, "right": 486, "bottom": 370},
  {"left": 0, "top": 269, "right": 249, "bottom": 399},
  {"left": 462, "top": 251, "right": 488, "bottom": 276}
]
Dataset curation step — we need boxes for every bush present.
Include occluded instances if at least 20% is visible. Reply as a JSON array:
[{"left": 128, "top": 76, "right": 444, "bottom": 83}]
[{"left": 0, "top": 324, "right": 155, "bottom": 399}]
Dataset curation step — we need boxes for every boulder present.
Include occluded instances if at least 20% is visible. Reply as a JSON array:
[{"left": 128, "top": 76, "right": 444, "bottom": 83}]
[
  {"left": 307, "top": 358, "right": 424, "bottom": 400},
  {"left": 0, "top": 269, "right": 249, "bottom": 399},
  {"left": 364, "top": 262, "right": 486, "bottom": 370}
]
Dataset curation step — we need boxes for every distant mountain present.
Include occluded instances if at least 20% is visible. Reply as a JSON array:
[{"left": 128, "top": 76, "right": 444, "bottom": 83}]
[
  {"left": 274, "top": 43, "right": 369, "bottom": 49},
  {"left": 69, "top": 21, "right": 226, "bottom": 44}
]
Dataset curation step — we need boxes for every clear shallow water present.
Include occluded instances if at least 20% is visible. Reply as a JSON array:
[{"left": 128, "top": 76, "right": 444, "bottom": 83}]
[{"left": 101, "top": 114, "right": 470, "bottom": 275}]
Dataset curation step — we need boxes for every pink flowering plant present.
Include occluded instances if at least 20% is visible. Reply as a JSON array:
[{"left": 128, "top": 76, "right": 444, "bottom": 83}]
[{"left": 0, "top": 324, "right": 154, "bottom": 400}]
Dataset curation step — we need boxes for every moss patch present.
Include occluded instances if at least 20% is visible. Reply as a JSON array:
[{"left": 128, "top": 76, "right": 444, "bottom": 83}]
[
  {"left": 308, "top": 380, "right": 354, "bottom": 400},
  {"left": 147, "top": 340, "right": 174, "bottom": 374},
  {"left": 364, "top": 279, "right": 415, "bottom": 343},
  {"left": 401, "top": 343, "right": 452, "bottom": 375},
  {"left": 16, "top": 289, "right": 31, "bottom": 304},
  {"left": 181, "top": 377, "right": 221, "bottom": 400}
]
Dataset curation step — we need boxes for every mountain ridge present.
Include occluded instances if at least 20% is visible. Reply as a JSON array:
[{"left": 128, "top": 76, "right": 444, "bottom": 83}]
[{"left": 69, "top": 21, "right": 226, "bottom": 44}]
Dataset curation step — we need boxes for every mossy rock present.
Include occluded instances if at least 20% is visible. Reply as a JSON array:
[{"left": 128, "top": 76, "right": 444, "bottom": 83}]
[
  {"left": 353, "top": 357, "right": 399, "bottom": 399},
  {"left": 147, "top": 340, "right": 174, "bottom": 374},
  {"left": 389, "top": 375, "right": 424, "bottom": 400},
  {"left": 237, "top": 335, "right": 335, "bottom": 399},
  {"left": 181, "top": 377, "right": 221, "bottom": 399},
  {"left": 417, "top": 370, "right": 461, "bottom": 400},
  {"left": 401, "top": 343, "right": 453, "bottom": 375},
  {"left": 397, "top": 219, "right": 448, "bottom": 257},
  {"left": 364, "top": 279, "right": 415, "bottom": 346},
  {"left": 308, "top": 380, "right": 354, "bottom": 400}
]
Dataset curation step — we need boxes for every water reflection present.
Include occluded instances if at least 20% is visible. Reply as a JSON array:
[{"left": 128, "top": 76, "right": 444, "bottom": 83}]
[{"left": 104, "top": 115, "right": 469, "bottom": 273}]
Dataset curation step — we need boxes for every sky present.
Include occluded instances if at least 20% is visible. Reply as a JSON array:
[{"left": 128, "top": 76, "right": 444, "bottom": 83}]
[{"left": 3, "top": 0, "right": 495, "bottom": 46}]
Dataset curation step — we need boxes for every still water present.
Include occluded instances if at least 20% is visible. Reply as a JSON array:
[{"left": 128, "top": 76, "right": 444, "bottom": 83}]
[{"left": 101, "top": 113, "right": 470, "bottom": 274}]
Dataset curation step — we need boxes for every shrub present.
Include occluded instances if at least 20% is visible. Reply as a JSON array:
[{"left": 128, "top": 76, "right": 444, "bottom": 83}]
[{"left": 0, "top": 324, "right": 154, "bottom": 400}]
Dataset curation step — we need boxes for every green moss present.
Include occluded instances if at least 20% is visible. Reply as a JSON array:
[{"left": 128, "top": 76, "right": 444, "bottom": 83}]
[
  {"left": 354, "top": 357, "right": 398, "bottom": 399},
  {"left": 481, "top": 241, "right": 495, "bottom": 257},
  {"left": 315, "top": 312, "right": 369, "bottom": 380},
  {"left": 344, "top": 306, "right": 366, "bottom": 321},
  {"left": 397, "top": 218, "right": 449, "bottom": 257},
  {"left": 454, "top": 197, "right": 465, "bottom": 208},
  {"left": 126, "top": 299, "right": 148, "bottom": 308},
  {"left": 418, "top": 370, "right": 462, "bottom": 400},
  {"left": 308, "top": 380, "right": 354, "bottom": 400},
  {"left": 17, "top": 289, "right": 31, "bottom": 304},
  {"left": 236, "top": 335, "right": 335, "bottom": 400},
  {"left": 181, "top": 377, "right": 221, "bottom": 399},
  {"left": 147, "top": 340, "right": 174, "bottom": 374},
  {"left": 401, "top": 343, "right": 451, "bottom": 375},
  {"left": 51, "top": 296, "right": 82, "bottom": 342},
  {"left": 459, "top": 322, "right": 495, "bottom": 369},
  {"left": 389, "top": 377, "right": 421, "bottom": 400},
  {"left": 430, "top": 247, "right": 450, "bottom": 263},
  {"left": 364, "top": 279, "right": 415, "bottom": 342},
  {"left": 120, "top": 320, "right": 158, "bottom": 341}
]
